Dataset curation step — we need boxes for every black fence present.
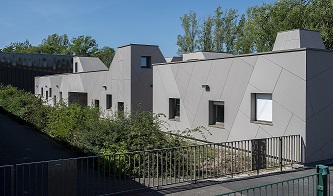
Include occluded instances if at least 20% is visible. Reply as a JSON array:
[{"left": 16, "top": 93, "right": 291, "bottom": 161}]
[{"left": 0, "top": 135, "right": 303, "bottom": 195}]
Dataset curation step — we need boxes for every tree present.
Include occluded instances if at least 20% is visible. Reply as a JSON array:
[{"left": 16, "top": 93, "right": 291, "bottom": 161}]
[
  {"left": 2, "top": 40, "right": 32, "bottom": 53},
  {"left": 177, "top": 11, "right": 200, "bottom": 55},
  {"left": 92, "top": 46, "right": 115, "bottom": 68},
  {"left": 213, "top": 6, "right": 225, "bottom": 52},
  {"left": 37, "top": 34, "right": 71, "bottom": 55},
  {"left": 198, "top": 16, "right": 214, "bottom": 52},
  {"left": 70, "top": 35, "right": 99, "bottom": 56}
]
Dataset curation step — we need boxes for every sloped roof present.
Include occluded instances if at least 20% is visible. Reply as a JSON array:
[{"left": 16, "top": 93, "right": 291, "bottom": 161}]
[{"left": 78, "top": 57, "right": 108, "bottom": 72}]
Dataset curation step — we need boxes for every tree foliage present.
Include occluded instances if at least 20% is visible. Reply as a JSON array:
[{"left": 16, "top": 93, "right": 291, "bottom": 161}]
[
  {"left": 1, "top": 34, "right": 114, "bottom": 67},
  {"left": 0, "top": 85, "right": 193, "bottom": 155},
  {"left": 177, "top": 11, "right": 200, "bottom": 55},
  {"left": 177, "top": 0, "right": 333, "bottom": 54}
]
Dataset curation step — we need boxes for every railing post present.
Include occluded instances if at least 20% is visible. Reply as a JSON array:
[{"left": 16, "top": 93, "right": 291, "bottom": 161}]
[
  {"left": 316, "top": 164, "right": 329, "bottom": 196},
  {"left": 279, "top": 137, "right": 282, "bottom": 172}
]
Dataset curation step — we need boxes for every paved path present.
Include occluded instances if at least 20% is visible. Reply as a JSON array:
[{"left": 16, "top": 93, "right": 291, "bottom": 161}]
[{"left": 0, "top": 111, "right": 77, "bottom": 165}]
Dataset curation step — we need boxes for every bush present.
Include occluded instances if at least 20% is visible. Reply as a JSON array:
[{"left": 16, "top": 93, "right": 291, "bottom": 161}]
[{"left": 0, "top": 84, "right": 192, "bottom": 156}]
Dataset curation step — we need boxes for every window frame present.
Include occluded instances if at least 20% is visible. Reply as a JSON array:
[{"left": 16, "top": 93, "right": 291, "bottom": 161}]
[
  {"left": 209, "top": 101, "right": 224, "bottom": 128},
  {"left": 169, "top": 98, "right": 180, "bottom": 121},
  {"left": 140, "top": 56, "right": 152, "bottom": 68},
  {"left": 106, "top": 94, "right": 112, "bottom": 109},
  {"left": 251, "top": 93, "right": 273, "bottom": 125}
]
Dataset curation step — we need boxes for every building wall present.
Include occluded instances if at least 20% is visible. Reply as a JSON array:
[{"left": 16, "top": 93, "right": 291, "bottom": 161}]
[
  {"left": 35, "top": 44, "right": 165, "bottom": 115},
  {"left": 153, "top": 50, "right": 307, "bottom": 144},
  {"left": 306, "top": 49, "right": 333, "bottom": 162},
  {"left": 0, "top": 52, "right": 73, "bottom": 92},
  {"left": 130, "top": 45, "right": 166, "bottom": 111}
]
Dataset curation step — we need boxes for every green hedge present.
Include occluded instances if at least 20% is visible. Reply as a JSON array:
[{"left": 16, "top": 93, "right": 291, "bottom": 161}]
[{"left": 0, "top": 85, "right": 190, "bottom": 155}]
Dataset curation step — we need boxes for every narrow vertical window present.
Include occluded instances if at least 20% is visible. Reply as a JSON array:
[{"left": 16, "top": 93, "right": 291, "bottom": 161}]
[
  {"left": 106, "top": 94, "right": 112, "bottom": 109},
  {"left": 94, "top": 99, "right": 99, "bottom": 108},
  {"left": 209, "top": 101, "right": 224, "bottom": 128},
  {"left": 41, "top": 87, "right": 44, "bottom": 97},
  {"left": 74, "top": 62, "right": 78, "bottom": 73},
  {"left": 49, "top": 88, "right": 52, "bottom": 97},
  {"left": 118, "top": 102, "right": 124, "bottom": 112},
  {"left": 46, "top": 91, "right": 48, "bottom": 99},
  {"left": 53, "top": 95, "right": 56, "bottom": 105},
  {"left": 169, "top": 98, "right": 180, "bottom": 121},
  {"left": 59, "top": 92, "right": 63, "bottom": 101}
]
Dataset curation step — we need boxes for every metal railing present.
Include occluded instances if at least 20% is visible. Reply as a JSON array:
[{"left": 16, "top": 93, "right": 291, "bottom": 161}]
[
  {"left": 219, "top": 166, "right": 332, "bottom": 196},
  {"left": 0, "top": 135, "right": 302, "bottom": 195}
]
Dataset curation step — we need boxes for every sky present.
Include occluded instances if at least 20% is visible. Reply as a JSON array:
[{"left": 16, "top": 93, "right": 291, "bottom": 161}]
[{"left": 0, "top": 0, "right": 275, "bottom": 57}]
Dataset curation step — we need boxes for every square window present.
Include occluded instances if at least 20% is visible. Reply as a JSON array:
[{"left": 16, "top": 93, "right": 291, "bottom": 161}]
[
  {"left": 209, "top": 101, "right": 224, "bottom": 128},
  {"left": 106, "top": 94, "right": 112, "bottom": 109},
  {"left": 169, "top": 98, "right": 180, "bottom": 121},
  {"left": 251, "top": 93, "right": 272, "bottom": 123},
  {"left": 141, "top": 56, "right": 151, "bottom": 68}
]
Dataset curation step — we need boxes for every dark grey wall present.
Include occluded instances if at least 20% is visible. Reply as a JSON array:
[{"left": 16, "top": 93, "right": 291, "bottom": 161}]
[{"left": 0, "top": 52, "right": 73, "bottom": 92}]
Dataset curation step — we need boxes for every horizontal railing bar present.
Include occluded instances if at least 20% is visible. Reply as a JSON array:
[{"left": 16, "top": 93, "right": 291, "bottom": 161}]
[{"left": 219, "top": 172, "right": 319, "bottom": 195}]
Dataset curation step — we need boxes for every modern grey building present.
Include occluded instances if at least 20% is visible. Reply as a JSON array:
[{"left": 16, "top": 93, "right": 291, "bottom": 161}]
[
  {"left": 0, "top": 52, "right": 73, "bottom": 92},
  {"left": 35, "top": 29, "right": 333, "bottom": 163},
  {"left": 35, "top": 44, "right": 165, "bottom": 114},
  {"left": 153, "top": 29, "right": 333, "bottom": 163}
]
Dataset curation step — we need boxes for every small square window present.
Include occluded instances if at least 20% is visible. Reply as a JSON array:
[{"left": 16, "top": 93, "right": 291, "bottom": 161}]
[
  {"left": 209, "top": 101, "right": 224, "bottom": 128},
  {"left": 169, "top": 98, "right": 180, "bottom": 121},
  {"left": 106, "top": 94, "right": 112, "bottom": 109},
  {"left": 141, "top": 56, "right": 151, "bottom": 68},
  {"left": 251, "top": 93, "right": 272, "bottom": 124}
]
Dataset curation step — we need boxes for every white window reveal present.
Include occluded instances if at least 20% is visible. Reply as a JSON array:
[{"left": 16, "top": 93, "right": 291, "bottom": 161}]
[{"left": 255, "top": 94, "right": 272, "bottom": 122}]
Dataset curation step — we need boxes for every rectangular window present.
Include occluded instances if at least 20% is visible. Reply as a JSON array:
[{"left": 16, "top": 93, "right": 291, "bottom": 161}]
[
  {"left": 209, "top": 101, "right": 224, "bottom": 128},
  {"left": 49, "top": 88, "right": 52, "bottom": 97},
  {"left": 251, "top": 93, "right": 272, "bottom": 123},
  {"left": 53, "top": 95, "right": 56, "bottom": 105},
  {"left": 118, "top": 102, "right": 124, "bottom": 112},
  {"left": 41, "top": 87, "right": 44, "bottom": 97},
  {"left": 46, "top": 91, "right": 48, "bottom": 99},
  {"left": 59, "top": 92, "right": 62, "bottom": 101},
  {"left": 106, "top": 94, "right": 112, "bottom": 109},
  {"left": 94, "top": 99, "right": 99, "bottom": 108},
  {"left": 74, "top": 62, "right": 78, "bottom": 73},
  {"left": 141, "top": 56, "right": 151, "bottom": 68},
  {"left": 169, "top": 98, "right": 180, "bottom": 121}
]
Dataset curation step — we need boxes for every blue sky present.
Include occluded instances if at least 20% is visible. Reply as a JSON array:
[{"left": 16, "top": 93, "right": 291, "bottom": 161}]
[{"left": 0, "top": 0, "right": 274, "bottom": 57}]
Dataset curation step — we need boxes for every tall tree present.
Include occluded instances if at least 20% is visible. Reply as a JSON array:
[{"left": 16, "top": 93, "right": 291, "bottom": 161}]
[
  {"left": 213, "top": 6, "right": 225, "bottom": 52},
  {"left": 199, "top": 16, "right": 214, "bottom": 52},
  {"left": 224, "top": 9, "right": 238, "bottom": 53},
  {"left": 177, "top": 11, "right": 200, "bottom": 55},
  {"left": 70, "top": 35, "right": 99, "bottom": 56}
]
